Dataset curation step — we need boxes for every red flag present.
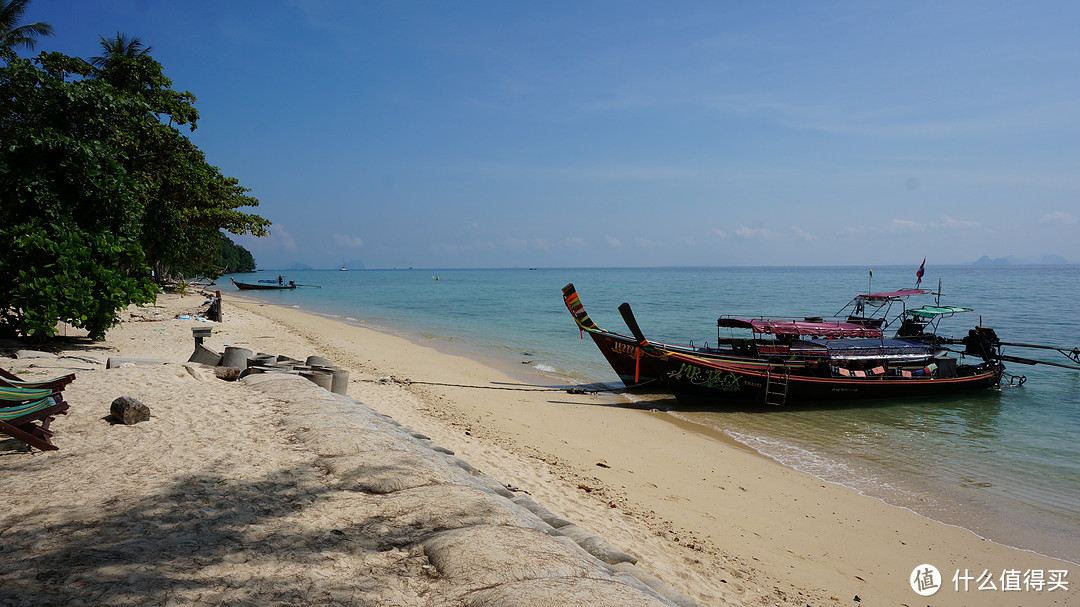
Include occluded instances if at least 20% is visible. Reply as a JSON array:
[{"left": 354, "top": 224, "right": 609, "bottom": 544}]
[{"left": 916, "top": 258, "right": 926, "bottom": 286}]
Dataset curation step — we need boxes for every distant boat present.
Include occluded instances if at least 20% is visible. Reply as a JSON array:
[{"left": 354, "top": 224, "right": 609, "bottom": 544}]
[
  {"left": 339, "top": 257, "right": 348, "bottom": 271},
  {"left": 231, "top": 278, "right": 297, "bottom": 291}
]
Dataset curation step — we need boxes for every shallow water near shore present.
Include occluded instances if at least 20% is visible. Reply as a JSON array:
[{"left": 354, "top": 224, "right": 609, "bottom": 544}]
[{"left": 224, "top": 265, "right": 1080, "bottom": 563}]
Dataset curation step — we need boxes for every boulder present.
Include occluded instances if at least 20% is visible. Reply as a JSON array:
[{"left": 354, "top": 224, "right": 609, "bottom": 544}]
[{"left": 110, "top": 396, "right": 151, "bottom": 425}]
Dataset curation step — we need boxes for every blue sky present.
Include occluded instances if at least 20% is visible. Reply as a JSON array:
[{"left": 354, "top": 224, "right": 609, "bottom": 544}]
[{"left": 22, "top": 1, "right": 1080, "bottom": 269}]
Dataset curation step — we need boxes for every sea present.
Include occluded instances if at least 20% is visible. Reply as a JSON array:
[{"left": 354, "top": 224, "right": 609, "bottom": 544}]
[{"left": 224, "top": 265, "right": 1080, "bottom": 564}]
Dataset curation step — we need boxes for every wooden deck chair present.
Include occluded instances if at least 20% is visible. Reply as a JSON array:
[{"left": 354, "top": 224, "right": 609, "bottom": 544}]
[
  {"left": 0, "top": 386, "right": 70, "bottom": 452},
  {"left": 0, "top": 368, "right": 76, "bottom": 391}
]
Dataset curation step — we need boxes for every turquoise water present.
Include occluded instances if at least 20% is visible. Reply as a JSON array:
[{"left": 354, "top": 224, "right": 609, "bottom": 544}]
[{"left": 225, "top": 266, "right": 1080, "bottom": 562}]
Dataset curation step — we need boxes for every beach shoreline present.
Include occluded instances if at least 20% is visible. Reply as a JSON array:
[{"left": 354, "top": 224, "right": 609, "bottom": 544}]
[
  {"left": 223, "top": 293, "right": 1077, "bottom": 605},
  {"left": 2, "top": 290, "right": 1075, "bottom": 606},
  {"left": 237, "top": 289, "right": 1080, "bottom": 567}
]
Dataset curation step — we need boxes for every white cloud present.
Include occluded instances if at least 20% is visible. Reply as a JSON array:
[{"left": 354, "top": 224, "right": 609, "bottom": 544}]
[
  {"left": 710, "top": 229, "right": 729, "bottom": 239},
  {"left": 266, "top": 223, "right": 297, "bottom": 251},
  {"left": 332, "top": 234, "right": 364, "bottom": 248},
  {"left": 1039, "top": 211, "right": 1077, "bottom": 225},
  {"left": 929, "top": 215, "right": 979, "bottom": 230},
  {"left": 791, "top": 226, "right": 818, "bottom": 241},
  {"left": 604, "top": 236, "right": 623, "bottom": 247},
  {"left": 566, "top": 236, "right": 586, "bottom": 247},
  {"left": 634, "top": 237, "right": 660, "bottom": 247},
  {"left": 889, "top": 219, "right": 924, "bottom": 233},
  {"left": 735, "top": 226, "right": 778, "bottom": 239}
]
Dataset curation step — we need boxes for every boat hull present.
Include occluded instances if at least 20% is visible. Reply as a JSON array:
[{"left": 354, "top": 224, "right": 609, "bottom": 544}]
[
  {"left": 649, "top": 350, "right": 1003, "bottom": 405},
  {"left": 580, "top": 326, "right": 809, "bottom": 386},
  {"left": 563, "top": 284, "right": 807, "bottom": 387},
  {"left": 231, "top": 278, "right": 296, "bottom": 291}
]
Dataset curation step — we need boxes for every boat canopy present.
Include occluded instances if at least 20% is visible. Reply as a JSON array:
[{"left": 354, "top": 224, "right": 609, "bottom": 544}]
[
  {"left": 905, "top": 305, "right": 973, "bottom": 319},
  {"left": 837, "top": 288, "right": 932, "bottom": 320},
  {"left": 791, "top": 338, "right": 936, "bottom": 361},
  {"left": 717, "top": 317, "right": 884, "bottom": 339},
  {"left": 856, "top": 289, "right": 931, "bottom": 302}
]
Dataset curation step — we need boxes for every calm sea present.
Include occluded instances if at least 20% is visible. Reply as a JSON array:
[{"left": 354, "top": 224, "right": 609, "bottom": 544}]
[{"left": 224, "top": 265, "right": 1080, "bottom": 563}]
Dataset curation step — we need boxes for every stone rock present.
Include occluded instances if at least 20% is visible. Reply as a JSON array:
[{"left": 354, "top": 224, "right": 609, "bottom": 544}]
[
  {"left": 110, "top": 396, "right": 151, "bottom": 425},
  {"left": 15, "top": 350, "right": 57, "bottom": 359}
]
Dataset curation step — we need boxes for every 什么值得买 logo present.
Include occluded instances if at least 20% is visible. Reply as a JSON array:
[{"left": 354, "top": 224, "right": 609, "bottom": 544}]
[{"left": 911, "top": 564, "right": 941, "bottom": 597}]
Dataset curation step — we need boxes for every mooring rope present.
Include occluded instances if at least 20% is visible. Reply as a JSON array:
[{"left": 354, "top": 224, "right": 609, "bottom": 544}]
[{"left": 360, "top": 376, "right": 660, "bottom": 395}]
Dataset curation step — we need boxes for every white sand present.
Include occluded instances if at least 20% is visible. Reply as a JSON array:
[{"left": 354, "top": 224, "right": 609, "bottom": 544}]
[{"left": 1, "top": 290, "right": 1074, "bottom": 606}]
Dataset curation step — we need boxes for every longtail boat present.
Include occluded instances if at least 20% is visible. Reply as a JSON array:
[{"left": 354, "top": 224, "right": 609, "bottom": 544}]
[
  {"left": 619, "top": 301, "right": 1002, "bottom": 405},
  {"left": 231, "top": 278, "right": 297, "bottom": 291},
  {"left": 562, "top": 283, "right": 938, "bottom": 389},
  {"left": 564, "top": 281, "right": 1079, "bottom": 407}
]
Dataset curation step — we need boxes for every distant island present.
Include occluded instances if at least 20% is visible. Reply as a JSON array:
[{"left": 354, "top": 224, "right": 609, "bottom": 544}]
[{"left": 972, "top": 255, "right": 1074, "bottom": 266}]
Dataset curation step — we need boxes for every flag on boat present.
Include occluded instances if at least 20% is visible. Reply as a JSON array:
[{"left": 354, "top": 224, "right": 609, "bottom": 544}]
[{"left": 916, "top": 258, "right": 926, "bottom": 286}]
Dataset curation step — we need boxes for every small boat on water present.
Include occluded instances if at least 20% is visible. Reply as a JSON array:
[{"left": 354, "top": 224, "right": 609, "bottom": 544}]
[
  {"left": 561, "top": 283, "right": 934, "bottom": 388},
  {"left": 564, "top": 278, "right": 1079, "bottom": 407},
  {"left": 619, "top": 302, "right": 1003, "bottom": 405},
  {"left": 231, "top": 278, "right": 296, "bottom": 291}
]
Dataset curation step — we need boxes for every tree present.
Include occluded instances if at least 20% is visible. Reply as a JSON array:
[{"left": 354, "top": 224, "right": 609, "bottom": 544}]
[
  {"left": 86, "top": 36, "right": 269, "bottom": 281},
  {"left": 90, "top": 32, "right": 153, "bottom": 91},
  {"left": 0, "top": 0, "right": 52, "bottom": 55},
  {"left": 0, "top": 46, "right": 269, "bottom": 340},
  {"left": 0, "top": 52, "right": 157, "bottom": 339},
  {"left": 220, "top": 233, "right": 257, "bottom": 273},
  {"left": 91, "top": 32, "right": 152, "bottom": 66}
]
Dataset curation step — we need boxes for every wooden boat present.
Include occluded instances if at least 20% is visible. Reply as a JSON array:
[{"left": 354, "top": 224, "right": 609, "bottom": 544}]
[
  {"left": 231, "top": 278, "right": 296, "bottom": 291},
  {"left": 562, "top": 283, "right": 938, "bottom": 388},
  {"left": 566, "top": 267, "right": 1079, "bottom": 406},
  {"left": 617, "top": 301, "right": 1005, "bottom": 406}
]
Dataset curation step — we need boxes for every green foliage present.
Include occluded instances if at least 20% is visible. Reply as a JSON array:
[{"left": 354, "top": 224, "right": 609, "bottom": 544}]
[
  {"left": 220, "top": 233, "right": 257, "bottom": 274},
  {"left": 0, "top": 220, "right": 157, "bottom": 340},
  {"left": 0, "top": 0, "right": 53, "bottom": 54},
  {"left": 0, "top": 36, "right": 270, "bottom": 341}
]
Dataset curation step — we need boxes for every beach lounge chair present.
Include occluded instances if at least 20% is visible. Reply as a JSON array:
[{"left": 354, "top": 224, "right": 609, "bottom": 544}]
[
  {"left": 0, "top": 368, "right": 76, "bottom": 391},
  {"left": 0, "top": 385, "right": 70, "bottom": 451}
]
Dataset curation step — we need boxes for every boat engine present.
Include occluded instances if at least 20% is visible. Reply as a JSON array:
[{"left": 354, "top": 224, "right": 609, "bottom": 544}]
[{"left": 963, "top": 326, "right": 1001, "bottom": 360}]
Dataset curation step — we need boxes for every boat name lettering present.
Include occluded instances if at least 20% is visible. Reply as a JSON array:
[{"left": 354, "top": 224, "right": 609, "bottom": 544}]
[{"left": 675, "top": 363, "right": 741, "bottom": 392}]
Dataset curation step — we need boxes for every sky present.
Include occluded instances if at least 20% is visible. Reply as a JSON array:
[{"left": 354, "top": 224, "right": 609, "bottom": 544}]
[{"left": 18, "top": 1, "right": 1080, "bottom": 269}]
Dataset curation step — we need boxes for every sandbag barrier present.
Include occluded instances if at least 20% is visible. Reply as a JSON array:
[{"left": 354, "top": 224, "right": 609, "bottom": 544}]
[
  {"left": 187, "top": 335, "right": 351, "bottom": 395},
  {"left": 242, "top": 373, "right": 699, "bottom": 607}
]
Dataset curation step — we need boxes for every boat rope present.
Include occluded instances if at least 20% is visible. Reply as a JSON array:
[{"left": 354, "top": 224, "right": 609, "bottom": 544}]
[
  {"left": 359, "top": 376, "right": 661, "bottom": 395},
  {"left": 1002, "top": 372, "right": 1027, "bottom": 387}
]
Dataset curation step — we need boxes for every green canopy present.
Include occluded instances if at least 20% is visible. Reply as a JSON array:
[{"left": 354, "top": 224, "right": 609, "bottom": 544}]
[{"left": 906, "top": 306, "right": 973, "bottom": 318}]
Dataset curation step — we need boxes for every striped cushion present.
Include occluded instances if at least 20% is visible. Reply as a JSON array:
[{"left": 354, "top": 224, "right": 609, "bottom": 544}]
[
  {"left": 0, "top": 386, "right": 55, "bottom": 401},
  {"left": 0, "top": 396, "right": 58, "bottom": 420}
]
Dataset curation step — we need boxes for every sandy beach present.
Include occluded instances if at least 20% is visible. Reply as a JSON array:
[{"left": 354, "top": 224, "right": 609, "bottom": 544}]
[{"left": 1, "top": 290, "right": 1074, "bottom": 606}]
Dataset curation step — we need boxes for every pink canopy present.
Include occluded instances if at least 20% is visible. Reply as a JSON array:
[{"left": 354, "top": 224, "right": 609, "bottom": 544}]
[
  {"left": 857, "top": 289, "right": 930, "bottom": 301},
  {"left": 718, "top": 317, "right": 885, "bottom": 338}
]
